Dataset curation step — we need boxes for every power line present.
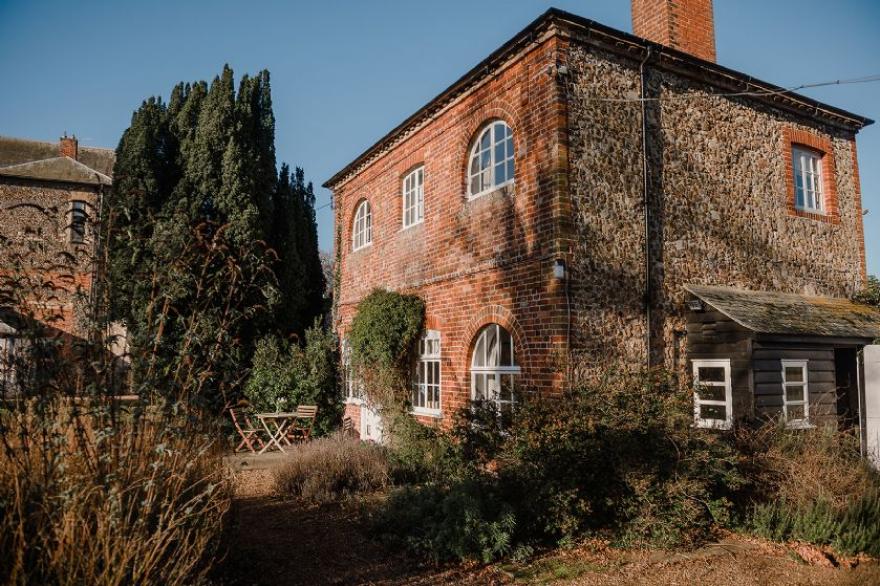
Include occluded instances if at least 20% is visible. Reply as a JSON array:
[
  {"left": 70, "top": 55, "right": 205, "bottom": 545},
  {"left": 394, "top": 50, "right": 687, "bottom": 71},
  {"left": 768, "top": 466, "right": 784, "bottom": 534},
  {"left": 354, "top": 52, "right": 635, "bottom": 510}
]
[
  {"left": 582, "top": 73, "right": 880, "bottom": 103},
  {"left": 311, "top": 72, "right": 878, "bottom": 211}
]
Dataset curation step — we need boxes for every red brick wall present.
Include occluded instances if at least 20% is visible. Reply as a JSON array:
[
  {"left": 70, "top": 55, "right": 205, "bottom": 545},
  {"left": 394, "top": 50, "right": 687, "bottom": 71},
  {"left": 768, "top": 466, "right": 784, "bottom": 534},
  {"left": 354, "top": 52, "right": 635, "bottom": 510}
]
[
  {"left": 632, "top": 0, "right": 717, "bottom": 62},
  {"left": 332, "top": 35, "right": 570, "bottom": 426}
]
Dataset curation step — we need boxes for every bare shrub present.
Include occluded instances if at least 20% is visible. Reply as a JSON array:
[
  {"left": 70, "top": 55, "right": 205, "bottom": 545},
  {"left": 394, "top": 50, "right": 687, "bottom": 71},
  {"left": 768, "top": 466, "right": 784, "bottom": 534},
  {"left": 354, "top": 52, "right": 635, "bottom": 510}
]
[{"left": 274, "top": 434, "right": 389, "bottom": 503}]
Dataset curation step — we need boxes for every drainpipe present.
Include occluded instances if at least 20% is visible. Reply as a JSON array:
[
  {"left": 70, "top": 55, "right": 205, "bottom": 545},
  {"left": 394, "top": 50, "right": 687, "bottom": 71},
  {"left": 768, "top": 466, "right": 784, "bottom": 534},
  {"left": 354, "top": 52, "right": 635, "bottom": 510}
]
[
  {"left": 639, "top": 47, "right": 653, "bottom": 368},
  {"left": 858, "top": 348, "right": 866, "bottom": 458}
]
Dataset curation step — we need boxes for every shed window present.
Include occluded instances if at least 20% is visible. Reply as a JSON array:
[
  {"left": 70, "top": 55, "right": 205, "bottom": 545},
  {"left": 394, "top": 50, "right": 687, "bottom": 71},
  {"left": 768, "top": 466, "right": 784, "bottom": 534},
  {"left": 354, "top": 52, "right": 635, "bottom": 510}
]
[
  {"left": 411, "top": 330, "right": 440, "bottom": 415},
  {"left": 70, "top": 200, "right": 87, "bottom": 244},
  {"left": 0, "top": 337, "right": 15, "bottom": 391},
  {"left": 781, "top": 360, "right": 810, "bottom": 427},
  {"left": 352, "top": 200, "right": 372, "bottom": 251},
  {"left": 467, "top": 121, "right": 514, "bottom": 198},
  {"left": 402, "top": 167, "right": 424, "bottom": 229},
  {"left": 792, "top": 146, "right": 824, "bottom": 213},
  {"left": 470, "top": 324, "right": 520, "bottom": 413},
  {"left": 692, "top": 359, "right": 733, "bottom": 430}
]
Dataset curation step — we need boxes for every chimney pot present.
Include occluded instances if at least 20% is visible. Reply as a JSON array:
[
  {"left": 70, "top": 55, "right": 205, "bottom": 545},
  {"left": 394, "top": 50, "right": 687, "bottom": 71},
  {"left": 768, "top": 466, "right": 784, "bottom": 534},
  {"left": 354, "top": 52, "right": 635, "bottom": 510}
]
[
  {"left": 632, "top": 0, "right": 717, "bottom": 62},
  {"left": 59, "top": 134, "right": 78, "bottom": 160}
]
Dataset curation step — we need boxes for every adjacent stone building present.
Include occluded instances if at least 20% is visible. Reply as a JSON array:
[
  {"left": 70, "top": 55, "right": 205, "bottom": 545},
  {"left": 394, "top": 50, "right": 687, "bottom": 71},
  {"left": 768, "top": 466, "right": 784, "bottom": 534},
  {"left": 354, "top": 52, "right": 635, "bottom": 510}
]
[
  {"left": 0, "top": 134, "right": 114, "bottom": 381},
  {"left": 326, "top": 1, "right": 877, "bottom": 439}
]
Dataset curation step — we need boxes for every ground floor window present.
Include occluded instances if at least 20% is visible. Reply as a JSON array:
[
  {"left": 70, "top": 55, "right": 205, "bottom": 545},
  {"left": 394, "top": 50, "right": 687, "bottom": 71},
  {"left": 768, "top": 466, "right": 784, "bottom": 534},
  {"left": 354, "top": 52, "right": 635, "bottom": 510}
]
[
  {"left": 692, "top": 359, "right": 733, "bottom": 429},
  {"left": 781, "top": 360, "right": 810, "bottom": 427},
  {"left": 470, "top": 323, "right": 520, "bottom": 413},
  {"left": 341, "top": 338, "right": 362, "bottom": 403},
  {"left": 411, "top": 330, "right": 441, "bottom": 415}
]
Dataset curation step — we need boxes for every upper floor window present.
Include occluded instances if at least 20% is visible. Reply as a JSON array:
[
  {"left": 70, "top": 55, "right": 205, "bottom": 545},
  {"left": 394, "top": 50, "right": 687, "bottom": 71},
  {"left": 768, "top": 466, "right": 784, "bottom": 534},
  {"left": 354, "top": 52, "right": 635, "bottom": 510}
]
[
  {"left": 467, "top": 121, "right": 514, "bottom": 198},
  {"left": 352, "top": 200, "right": 372, "bottom": 251},
  {"left": 471, "top": 323, "right": 520, "bottom": 413},
  {"left": 792, "top": 146, "right": 824, "bottom": 213},
  {"left": 70, "top": 200, "right": 87, "bottom": 244},
  {"left": 411, "top": 330, "right": 440, "bottom": 415},
  {"left": 402, "top": 167, "right": 425, "bottom": 229}
]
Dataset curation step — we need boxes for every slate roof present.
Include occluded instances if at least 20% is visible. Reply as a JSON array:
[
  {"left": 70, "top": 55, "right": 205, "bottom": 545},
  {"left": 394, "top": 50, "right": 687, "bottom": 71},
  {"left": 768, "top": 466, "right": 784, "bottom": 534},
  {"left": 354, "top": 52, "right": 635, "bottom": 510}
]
[
  {"left": 0, "top": 135, "right": 115, "bottom": 185},
  {"left": 324, "top": 8, "right": 872, "bottom": 188},
  {"left": 0, "top": 156, "right": 112, "bottom": 186},
  {"left": 685, "top": 284, "right": 880, "bottom": 340}
]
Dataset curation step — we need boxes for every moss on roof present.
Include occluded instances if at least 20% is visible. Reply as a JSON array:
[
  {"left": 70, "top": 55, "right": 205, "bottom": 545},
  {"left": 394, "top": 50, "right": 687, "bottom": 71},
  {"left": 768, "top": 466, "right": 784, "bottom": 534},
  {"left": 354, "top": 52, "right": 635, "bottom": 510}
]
[{"left": 686, "top": 284, "right": 880, "bottom": 339}]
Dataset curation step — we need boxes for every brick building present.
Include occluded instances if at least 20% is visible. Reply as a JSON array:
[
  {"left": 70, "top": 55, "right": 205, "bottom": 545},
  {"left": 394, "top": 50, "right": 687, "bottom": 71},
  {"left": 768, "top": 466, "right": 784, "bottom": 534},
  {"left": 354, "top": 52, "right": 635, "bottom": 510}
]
[
  {"left": 326, "top": 1, "right": 878, "bottom": 440},
  {"left": 0, "top": 134, "right": 114, "bottom": 384}
]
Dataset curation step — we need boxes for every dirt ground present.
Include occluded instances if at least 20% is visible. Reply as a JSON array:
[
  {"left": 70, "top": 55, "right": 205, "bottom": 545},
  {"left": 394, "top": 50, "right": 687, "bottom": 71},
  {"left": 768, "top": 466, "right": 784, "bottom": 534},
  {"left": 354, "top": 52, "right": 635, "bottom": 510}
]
[{"left": 215, "top": 468, "right": 880, "bottom": 586}]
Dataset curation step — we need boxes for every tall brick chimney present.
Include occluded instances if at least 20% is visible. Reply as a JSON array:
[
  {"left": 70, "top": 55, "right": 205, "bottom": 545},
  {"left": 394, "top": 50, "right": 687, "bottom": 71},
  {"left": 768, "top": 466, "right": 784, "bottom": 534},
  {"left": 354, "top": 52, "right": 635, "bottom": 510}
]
[
  {"left": 59, "top": 133, "right": 78, "bottom": 160},
  {"left": 632, "top": 0, "right": 717, "bottom": 62}
]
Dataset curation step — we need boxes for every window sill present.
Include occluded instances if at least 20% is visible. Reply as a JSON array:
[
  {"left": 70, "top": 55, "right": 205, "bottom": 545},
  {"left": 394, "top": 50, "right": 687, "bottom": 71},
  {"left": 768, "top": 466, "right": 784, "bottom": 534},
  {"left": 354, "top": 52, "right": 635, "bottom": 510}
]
[
  {"left": 351, "top": 242, "right": 373, "bottom": 253},
  {"left": 467, "top": 180, "right": 514, "bottom": 202},
  {"left": 693, "top": 420, "right": 732, "bottom": 431},
  {"left": 411, "top": 408, "right": 442, "bottom": 419},
  {"left": 400, "top": 220, "right": 424, "bottom": 232},
  {"left": 785, "top": 420, "right": 815, "bottom": 430},
  {"left": 344, "top": 398, "right": 364, "bottom": 406}
]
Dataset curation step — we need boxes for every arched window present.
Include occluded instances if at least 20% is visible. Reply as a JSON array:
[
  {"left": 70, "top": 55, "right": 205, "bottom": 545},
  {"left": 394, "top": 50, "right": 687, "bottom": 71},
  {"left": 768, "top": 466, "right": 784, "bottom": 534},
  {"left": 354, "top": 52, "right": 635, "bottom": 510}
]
[
  {"left": 467, "top": 121, "right": 514, "bottom": 198},
  {"left": 352, "top": 200, "right": 372, "bottom": 251},
  {"left": 470, "top": 323, "right": 520, "bottom": 411}
]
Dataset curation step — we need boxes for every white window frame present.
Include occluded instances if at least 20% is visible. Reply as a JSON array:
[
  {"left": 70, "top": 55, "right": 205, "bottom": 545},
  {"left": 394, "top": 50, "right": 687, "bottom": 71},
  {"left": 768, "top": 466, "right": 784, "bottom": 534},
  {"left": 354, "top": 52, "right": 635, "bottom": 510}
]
[
  {"left": 470, "top": 323, "right": 520, "bottom": 411},
  {"left": 781, "top": 359, "right": 811, "bottom": 428},
  {"left": 411, "top": 330, "right": 441, "bottom": 416},
  {"left": 352, "top": 200, "right": 372, "bottom": 251},
  {"left": 70, "top": 200, "right": 88, "bottom": 244},
  {"left": 402, "top": 167, "right": 424, "bottom": 229},
  {"left": 692, "top": 359, "right": 733, "bottom": 430},
  {"left": 341, "top": 338, "right": 362, "bottom": 404},
  {"left": 0, "top": 336, "right": 15, "bottom": 392},
  {"left": 792, "top": 146, "right": 824, "bottom": 213},
  {"left": 467, "top": 121, "right": 515, "bottom": 200}
]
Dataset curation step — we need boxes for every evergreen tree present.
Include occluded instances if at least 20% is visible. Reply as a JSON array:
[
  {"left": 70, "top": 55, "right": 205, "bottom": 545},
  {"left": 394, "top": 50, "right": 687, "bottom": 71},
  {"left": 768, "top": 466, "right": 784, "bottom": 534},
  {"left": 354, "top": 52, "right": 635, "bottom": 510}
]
[{"left": 104, "top": 65, "right": 325, "bottom": 409}]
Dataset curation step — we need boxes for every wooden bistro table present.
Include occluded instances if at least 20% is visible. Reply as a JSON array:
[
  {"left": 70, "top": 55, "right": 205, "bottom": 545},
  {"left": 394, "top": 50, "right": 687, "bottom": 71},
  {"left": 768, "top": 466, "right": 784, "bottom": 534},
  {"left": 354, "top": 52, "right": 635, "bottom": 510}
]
[{"left": 256, "top": 412, "right": 298, "bottom": 454}]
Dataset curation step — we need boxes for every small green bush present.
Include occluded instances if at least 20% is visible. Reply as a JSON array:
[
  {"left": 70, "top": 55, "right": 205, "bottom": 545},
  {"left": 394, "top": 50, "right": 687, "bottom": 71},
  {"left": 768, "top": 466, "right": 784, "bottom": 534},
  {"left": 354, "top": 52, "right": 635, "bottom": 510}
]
[
  {"left": 376, "top": 479, "right": 517, "bottom": 563},
  {"left": 385, "top": 412, "right": 463, "bottom": 484},
  {"left": 274, "top": 434, "right": 389, "bottom": 503}
]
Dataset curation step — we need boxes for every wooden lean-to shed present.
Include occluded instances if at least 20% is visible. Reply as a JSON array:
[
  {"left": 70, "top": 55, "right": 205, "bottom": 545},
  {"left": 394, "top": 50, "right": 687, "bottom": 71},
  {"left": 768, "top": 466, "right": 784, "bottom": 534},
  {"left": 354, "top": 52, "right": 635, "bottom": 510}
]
[{"left": 684, "top": 284, "right": 880, "bottom": 432}]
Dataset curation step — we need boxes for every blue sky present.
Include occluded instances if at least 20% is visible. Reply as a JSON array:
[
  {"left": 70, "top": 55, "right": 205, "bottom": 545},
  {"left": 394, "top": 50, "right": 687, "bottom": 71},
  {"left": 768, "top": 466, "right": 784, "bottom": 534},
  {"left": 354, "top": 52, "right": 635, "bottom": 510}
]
[{"left": 1, "top": 0, "right": 878, "bottom": 271}]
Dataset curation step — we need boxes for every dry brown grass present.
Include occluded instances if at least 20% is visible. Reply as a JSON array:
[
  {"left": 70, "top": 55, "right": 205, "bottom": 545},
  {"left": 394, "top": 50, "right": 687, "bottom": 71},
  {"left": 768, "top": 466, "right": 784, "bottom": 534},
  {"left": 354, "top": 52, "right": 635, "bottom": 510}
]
[
  {"left": 0, "top": 400, "right": 232, "bottom": 586},
  {"left": 273, "top": 433, "right": 389, "bottom": 503},
  {"left": 739, "top": 424, "right": 878, "bottom": 510}
]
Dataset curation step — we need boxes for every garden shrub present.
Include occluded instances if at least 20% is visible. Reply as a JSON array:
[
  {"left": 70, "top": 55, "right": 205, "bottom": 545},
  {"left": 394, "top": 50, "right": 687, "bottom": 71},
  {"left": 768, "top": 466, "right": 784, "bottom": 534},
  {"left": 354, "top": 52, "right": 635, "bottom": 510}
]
[
  {"left": 244, "top": 320, "right": 340, "bottom": 435},
  {"left": 384, "top": 411, "right": 465, "bottom": 484},
  {"left": 274, "top": 433, "right": 390, "bottom": 503}
]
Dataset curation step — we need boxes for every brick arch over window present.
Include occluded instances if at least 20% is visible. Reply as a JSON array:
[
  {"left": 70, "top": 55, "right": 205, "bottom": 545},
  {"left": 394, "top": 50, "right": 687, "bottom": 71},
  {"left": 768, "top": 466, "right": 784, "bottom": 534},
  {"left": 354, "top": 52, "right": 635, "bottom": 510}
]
[
  {"left": 456, "top": 102, "right": 523, "bottom": 195},
  {"left": 462, "top": 305, "right": 533, "bottom": 382}
]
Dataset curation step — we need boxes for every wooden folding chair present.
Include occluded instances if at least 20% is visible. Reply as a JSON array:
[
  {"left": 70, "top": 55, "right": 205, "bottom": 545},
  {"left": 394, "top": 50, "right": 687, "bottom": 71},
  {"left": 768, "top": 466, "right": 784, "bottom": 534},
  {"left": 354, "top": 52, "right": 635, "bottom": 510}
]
[
  {"left": 229, "top": 407, "right": 266, "bottom": 453},
  {"left": 286, "top": 405, "right": 318, "bottom": 443}
]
